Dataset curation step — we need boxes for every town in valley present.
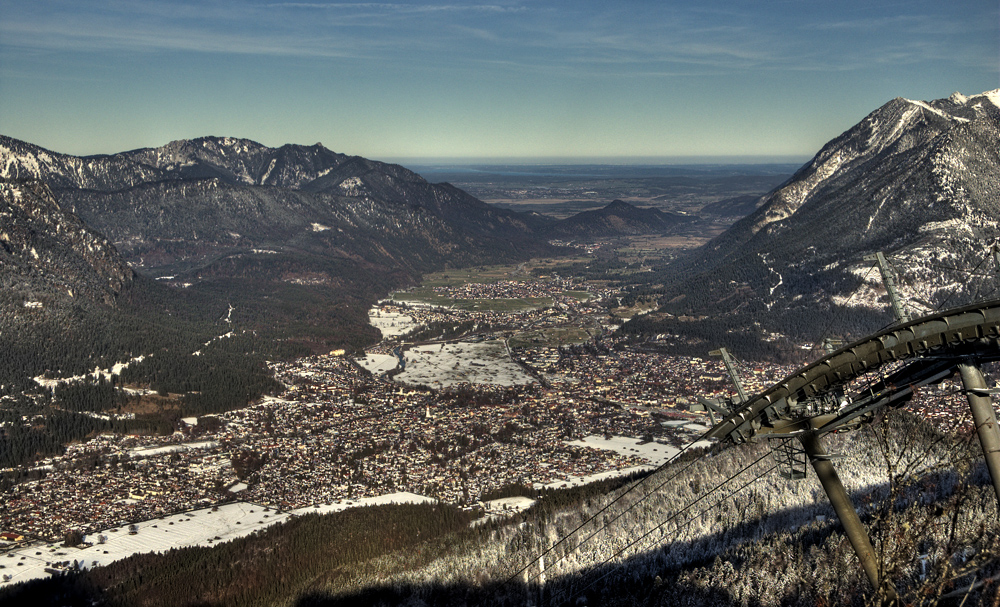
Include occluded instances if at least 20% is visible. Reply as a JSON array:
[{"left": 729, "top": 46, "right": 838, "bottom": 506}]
[{"left": 0, "top": 246, "right": 975, "bottom": 586}]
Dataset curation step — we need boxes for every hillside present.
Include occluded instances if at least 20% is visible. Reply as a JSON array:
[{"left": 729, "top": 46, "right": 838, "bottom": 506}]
[
  {"left": 0, "top": 136, "right": 558, "bottom": 358},
  {"left": 0, "top": 179, "right": 133, "bottom": 307},
  {"left": 624, "top": 90, "right": 1000, "bottom": 352},
  {"left": 0, "top": 179, "right": 137, "bottom": 387},
  {"left": 546, "top": 199, "right": 697, "bottom": 238},
  {"left": 0, "top": 178, "right": 281, "bottom": 467}
]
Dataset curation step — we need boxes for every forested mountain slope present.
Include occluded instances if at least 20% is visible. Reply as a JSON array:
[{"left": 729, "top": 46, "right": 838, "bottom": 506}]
[
  {"left": 0, "top": 135, "right": 556, "bottom": 356},
  {"left": 625, "top": 90, "right": 1000, "bottom": 353},
  {"left": 0, "top": 178, "right": 281, "bottom": 468},
  {"left": 0, "top": 178, "right": 137, "bottom": 387},
  {"left": 546, "top": 199, "right": 697, "bottom": 238}
]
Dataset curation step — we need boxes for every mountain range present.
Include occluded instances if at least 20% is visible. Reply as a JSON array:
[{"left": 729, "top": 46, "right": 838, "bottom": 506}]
[
  {"left": 0, "top": 134, "right": 717, "bottom": 367},
  {"left": 5, "top": 89, "right": 999, "bottom": 374},
  {"left": 626, "top": 90, "right": 1000, "bottom": 352},
  {"left": 2, "top": 91, "right": 1000, "bottom": 606},
  {"left": 0, "top": 136, "right": 547, "bottom": 278}
]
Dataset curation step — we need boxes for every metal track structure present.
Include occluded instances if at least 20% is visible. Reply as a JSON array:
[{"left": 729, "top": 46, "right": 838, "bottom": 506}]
[{"left": 705, "top": 298, "right": 1000, "bottom": 602}]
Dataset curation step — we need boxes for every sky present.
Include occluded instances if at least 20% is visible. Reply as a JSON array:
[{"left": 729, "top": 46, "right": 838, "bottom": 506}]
[{"left": 0, "top": 0, "right": 997, "bottom": 162}]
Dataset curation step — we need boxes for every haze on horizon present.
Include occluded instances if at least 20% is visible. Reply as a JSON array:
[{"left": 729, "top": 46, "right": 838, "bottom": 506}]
[{"left": 0, "top": 0, "right": 996, "bottom": 163}]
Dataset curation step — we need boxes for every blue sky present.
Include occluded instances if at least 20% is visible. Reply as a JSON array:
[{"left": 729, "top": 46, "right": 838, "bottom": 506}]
[{"left": 0, "top": 0, "right": 997, "bottom": 161}]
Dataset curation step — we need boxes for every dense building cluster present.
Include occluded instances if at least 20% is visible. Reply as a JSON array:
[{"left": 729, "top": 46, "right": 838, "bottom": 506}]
[
  {"left": 1, "top": 336, "right": 784, "bottom": 542},
  {"left": 231, "top": 355, "right": 659, "bottom": 509},
  {"left": 1, "top": 436, "right": 235, "bottom": 539},
  {"left": 432, "top": 278, "right": 579, "bottom": 300},
  {"left": 0, "top": 276, "right": 981, "bottom": 548}
]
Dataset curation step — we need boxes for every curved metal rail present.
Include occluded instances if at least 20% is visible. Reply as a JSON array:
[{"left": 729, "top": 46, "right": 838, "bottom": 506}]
[{"left": 708, "top": 298, "right": 1000, "bottom": 444}]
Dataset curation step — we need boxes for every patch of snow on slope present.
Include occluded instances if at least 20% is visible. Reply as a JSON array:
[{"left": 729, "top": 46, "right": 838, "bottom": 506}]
[
  {"left": 339, "top": 176, "right": 364, "bottom": 195},
  {"left": 260, "top": 158, "right": 277, "bottom": 183},
  {"left": 33, "top": 355, "right": 147, "bottom": 390},
  {"left": 918, "top": 219, "right": 974, "bottom": 235},
  {"left": 979, "top": 89, "right": 1000, "bottom": 110}
]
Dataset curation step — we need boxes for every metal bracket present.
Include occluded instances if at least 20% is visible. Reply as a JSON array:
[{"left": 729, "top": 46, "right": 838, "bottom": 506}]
[{"left": 769, "top": 438, "right": 808, "bottom": 480}]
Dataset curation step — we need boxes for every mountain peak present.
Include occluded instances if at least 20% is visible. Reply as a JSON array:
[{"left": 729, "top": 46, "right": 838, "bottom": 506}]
[
  {"left": 605, "top": 199, "right": 634, "bottom": 211},
  {"left": 655, "top": 88, "right": 1000, "bottom": 340},
  {"left": 546, "top": 199, "right": 694, "bottom": 238},
  {"left": 971, "top": 89, "right": 1000, "bottom": 110},
  {"left": 949, "top": 91, "right": 969, "bottom": 105}
]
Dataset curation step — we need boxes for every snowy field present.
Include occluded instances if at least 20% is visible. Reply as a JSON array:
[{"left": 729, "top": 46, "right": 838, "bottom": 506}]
[
  {"left": 483, "top": 496, "right": 536, "bottom": 513},
  {"left": 289, "top": 491, "right": 435, "bottom": 516},
  {"left": 394, "top": 341, "right": 534, "bottom": 388},
  {"left": 356, "top": 353, "right": 400, "bottom": 376},
  {"left": 0, "top": 492, "right": 434, "bottom": 588},
  {"left": 128, "top": 440, "right": 219, "bottom": 459},
  {"left": 567, "top": 435, "right": 680, "bottom": 466},
  {"left": 32, "top": 354, "right": 147, "bottom": 390},
  {"left": 0, "top": 502, "right": 286, "bottom": 587},
  {"left": 538, "top": 465, "right": 654, "bottom": 490},
  {"left": 535, "top": 431, "right": 713, "bottom": 490},
  {"left": 368, "top": 307, "right": 418, "bottom": 337},
  {"left": 473, "top": 496, "right": 538, "bottom": 526}
]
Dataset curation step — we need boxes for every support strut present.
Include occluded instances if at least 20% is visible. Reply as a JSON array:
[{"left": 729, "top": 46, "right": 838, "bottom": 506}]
[
  {"left": 957, "top": 362, "right": 1000, "bottom": 505},
  {"left": 800, "top": 433, "right": 897, "bottom": 604}
]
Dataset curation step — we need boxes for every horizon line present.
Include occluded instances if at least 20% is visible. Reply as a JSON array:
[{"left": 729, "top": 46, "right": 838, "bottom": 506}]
[{"left": 379, "top": 155, "right": 811, "bottom": 166}]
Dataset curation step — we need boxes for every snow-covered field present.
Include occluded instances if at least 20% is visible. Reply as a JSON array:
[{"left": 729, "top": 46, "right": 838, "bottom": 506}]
[
  {"left": 128, "top": 440, "right": 219, "bottom": 459},
  {"left": 473, "top": 496, "right": 538, "bottom": 526},
  {"left": 394, "top": 341, "right": 534, "bottom": 388},
  {"left": 0, "top": 492, "right": 435, "bottom": 588},
  {"left": 483, "top": 496, "right": 536, "bottom": 513},
  {"left": 567, "top": 435, "right": 680, "bottom": 466},
  {"left": 356, "top": 353, "right": 400, "bottom": 376},
  {"left": 32, "top": 354, "right": 147, "bottom": 390},
  {"left": 368, "top": 308, "right": 418, "bottom": 337},
  {"left": 538, "top": 465, "right": 654, "bottom": 490},
  {"left": 290, "top": 491, "right": 435, "bottom": 516},
  {"left": 0, "top": 502, "right": 284, "bottom": 587},
  {"left": 536, "top": 431, "right": 712, "bottom": 490}
]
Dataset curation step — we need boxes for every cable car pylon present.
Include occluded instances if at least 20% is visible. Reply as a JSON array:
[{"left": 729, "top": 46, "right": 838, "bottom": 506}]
[{"left": 700, "top": 248, "right": 1000, "bottom": 603}]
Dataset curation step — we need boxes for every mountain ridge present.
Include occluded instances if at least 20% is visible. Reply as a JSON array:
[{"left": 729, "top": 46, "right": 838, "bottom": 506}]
[
  {"left": 626, "top": 89, "right": 1000, "bottom": 350},
  {"left": 0, "top": 134, "right": 548, "bottom": 278},
  {"left": 546, "top": 199, "right": 697, "bottom": 238}
]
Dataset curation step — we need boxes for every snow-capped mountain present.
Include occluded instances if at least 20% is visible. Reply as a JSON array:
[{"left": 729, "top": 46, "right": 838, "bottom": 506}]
[
  {"left": 0, "top": 135, "right": 559, "bottom": 362},
  {"left": 0, "top": 136, "right": 353, "bottom": 190},
  {"left": 646, "top": 90, "right": 1000, "bottom": 344},
  {"left": 0, "top": 136, "right": 546, "bottom": 277}
]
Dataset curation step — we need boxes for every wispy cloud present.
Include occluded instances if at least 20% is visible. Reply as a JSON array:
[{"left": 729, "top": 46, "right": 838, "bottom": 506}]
[
  {"left": 809, "top": 14, "right": 979, "bottom": 35},
  {"left": 0, "top": 21, "right": 373, "bottom": 58},
  {"left": 0, "top": 0, "right": 994, "bottom": 77},
  {"left": 0, "top": 0, "right": 529, "bottom": 59},
  {"left": 266, "top": 3, "right": 527, "bottom": 14}
]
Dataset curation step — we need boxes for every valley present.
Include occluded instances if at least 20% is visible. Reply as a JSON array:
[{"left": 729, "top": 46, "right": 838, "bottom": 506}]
[
  {"left": 0, "top": 260, "right": 762, "bottom": 585},
  {"left": 0, "top": 254, "right": 982, "bottom": 597},
  {"left": 3, "top": 89, "right": 1000, "bottom": 606},
  {"left": 410, "top": 163, "right": 798, "bottom": 219}
]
